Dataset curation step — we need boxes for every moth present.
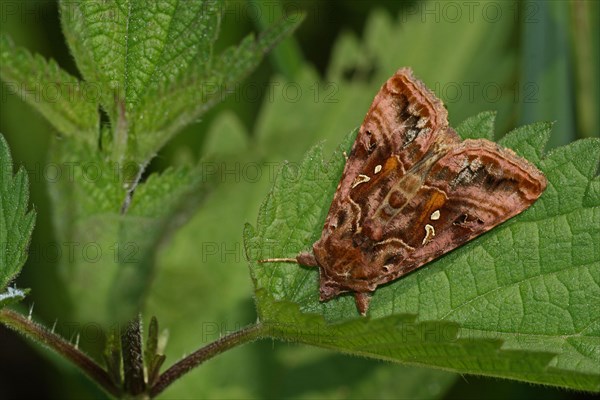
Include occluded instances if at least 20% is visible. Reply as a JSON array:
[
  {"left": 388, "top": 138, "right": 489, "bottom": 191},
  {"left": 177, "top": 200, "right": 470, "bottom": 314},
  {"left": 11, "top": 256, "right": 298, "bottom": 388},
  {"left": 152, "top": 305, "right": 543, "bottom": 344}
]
[{"left": 261, "top": 68, "right": 547, "bottom": 316}]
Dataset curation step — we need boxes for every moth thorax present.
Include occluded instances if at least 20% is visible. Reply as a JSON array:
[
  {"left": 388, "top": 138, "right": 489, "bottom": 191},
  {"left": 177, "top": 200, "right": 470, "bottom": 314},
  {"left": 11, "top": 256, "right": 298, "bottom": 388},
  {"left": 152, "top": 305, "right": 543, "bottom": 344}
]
[
  {"left": 401, "top": 173, "right": 422, "bottom": 193},
  {"left": 388, "top": 190, "right": 408, "bottom": 209},
  {"left": 362, "top": 220, "right": 384, "bottom": 241}
]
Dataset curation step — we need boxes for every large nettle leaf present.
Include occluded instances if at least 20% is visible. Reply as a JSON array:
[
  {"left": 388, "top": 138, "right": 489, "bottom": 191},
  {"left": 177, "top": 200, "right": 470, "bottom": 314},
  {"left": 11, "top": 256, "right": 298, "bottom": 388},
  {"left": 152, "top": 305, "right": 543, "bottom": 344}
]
[
  {"left": 59, "top": 0, "right": 303, "bottom": 165},
  {"left": 0, "top": 34, "right": 99, "bottom": 143},
  {"left": 0, "top": 134, "right": 36, "bottom": 307},
  {"left": 0, "top": 0, "right": 302, "bottom": 324},
  {"left": 245, "top": 112, "right": 600, "bottom": 391}
]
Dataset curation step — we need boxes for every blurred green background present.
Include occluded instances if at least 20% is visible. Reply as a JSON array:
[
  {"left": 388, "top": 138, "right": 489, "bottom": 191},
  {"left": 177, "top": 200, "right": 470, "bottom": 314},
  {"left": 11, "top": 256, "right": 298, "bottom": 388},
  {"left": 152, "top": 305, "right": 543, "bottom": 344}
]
[{"left": 0, "top": 0, "right": 598, "bottom": 399}]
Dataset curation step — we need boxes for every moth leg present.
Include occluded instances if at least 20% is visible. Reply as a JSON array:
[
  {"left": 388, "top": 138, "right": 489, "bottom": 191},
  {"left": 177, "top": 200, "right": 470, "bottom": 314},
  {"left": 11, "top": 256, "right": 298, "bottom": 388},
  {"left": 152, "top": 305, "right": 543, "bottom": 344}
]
[
  {"left": 296, "top": 251, "right": 319, "bottom": 267},
  {"left": 354, "top": 292, "right": 371, "bottom": 316}
]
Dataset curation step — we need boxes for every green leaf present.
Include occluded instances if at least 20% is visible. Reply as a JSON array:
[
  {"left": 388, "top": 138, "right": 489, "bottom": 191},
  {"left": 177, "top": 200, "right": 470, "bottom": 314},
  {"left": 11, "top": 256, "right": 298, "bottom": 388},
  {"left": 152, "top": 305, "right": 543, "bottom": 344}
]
[
  {"left": 103, "top": 326, "right": 122, "bottom": 387},
  {"left": 253, "top": 2, "right": 521, "bottom": 163},
  {"left": 264, "top": 348, "right": 457, "bottom": 400},
  {"left": 60, "top": 0, "right": 303, "bottom": 164},
  {"left": 0, "top": 34, "right": 98, "bottom": 143},
  {"left": 47, "top": 138, "right": 219, "bottom": 325},
  {"left": 455, "top": 111, "right": 496, "bottom": 140},
  {"left": 254, "top": 65, "right": 373, "bottom": 162},
  {"left": 0, "top": 134, "right": 36, "bottom": 295},
  {"left": 202, "top": 111, "right": 250, "bottom": 156},
  {"left": 37, "top": 1, "right": 302, "bottom": 325},
  {"left": 500, "top": 121, "right": 552, "bottom": 165},
  {"left": 59, "top": 0, "right": 220, "bottom": 162},
  {"left": 131, "top": 12, "right": 305, "bottom": 164},
  {"left": 60, "top": 0, "right": 128, "bottom": 120},
  {"left": 0, "top": 287, "right": 30, "bottom": 308},
  {"left": 145, "top": 316, "right": 159, "bottom": 367},
  {"left": 144, "top": 316, "right": 165, "bottom": 387},
  {"left": 244, "top": 120, "right": 600, "bottom": 391},
  {"left": 326, "top": 3, "right": 518, "bottom": 133},
  {"left": 249, "top": 0, "right": 305, "bottom": 79},
  {"left": 60, "top": 0, "right": 220, "bottom": 113}
]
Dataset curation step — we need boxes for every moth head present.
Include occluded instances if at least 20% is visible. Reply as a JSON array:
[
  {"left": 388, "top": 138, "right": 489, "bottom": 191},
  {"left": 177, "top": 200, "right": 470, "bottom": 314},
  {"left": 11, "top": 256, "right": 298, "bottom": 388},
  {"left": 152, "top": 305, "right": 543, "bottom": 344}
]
[{"left": 313, "top": 237, "right": 371, "bottom": 294}]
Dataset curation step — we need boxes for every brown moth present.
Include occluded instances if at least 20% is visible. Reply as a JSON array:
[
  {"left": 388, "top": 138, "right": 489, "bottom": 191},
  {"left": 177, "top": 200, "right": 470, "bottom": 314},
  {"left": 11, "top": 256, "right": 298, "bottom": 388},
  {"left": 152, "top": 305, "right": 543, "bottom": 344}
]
[{"left": 261, "top": 68, "right": 547, "bottom": 316}]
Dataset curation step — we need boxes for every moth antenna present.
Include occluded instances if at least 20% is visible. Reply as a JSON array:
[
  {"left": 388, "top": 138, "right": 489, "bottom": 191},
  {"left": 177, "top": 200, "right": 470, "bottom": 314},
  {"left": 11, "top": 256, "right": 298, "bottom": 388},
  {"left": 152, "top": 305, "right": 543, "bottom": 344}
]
[
  {"left": 258, "top": 257, "right": 298, "bottom": 264},
  {"left": 260, "top": 252, "right": 319, "bottom": 267}
]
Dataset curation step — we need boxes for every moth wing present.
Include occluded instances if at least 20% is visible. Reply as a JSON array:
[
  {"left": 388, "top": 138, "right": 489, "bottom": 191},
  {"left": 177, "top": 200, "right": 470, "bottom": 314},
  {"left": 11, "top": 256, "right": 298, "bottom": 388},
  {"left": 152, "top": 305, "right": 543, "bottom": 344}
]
[
  {"left": 377, "top": 138, "right": 547, "bottom": 283},
  {"left": 322, "top": 68, "right": 455, "bottom": 232},
  {"left": 337, "top": 68, "right": 451, "bottom": 199}
]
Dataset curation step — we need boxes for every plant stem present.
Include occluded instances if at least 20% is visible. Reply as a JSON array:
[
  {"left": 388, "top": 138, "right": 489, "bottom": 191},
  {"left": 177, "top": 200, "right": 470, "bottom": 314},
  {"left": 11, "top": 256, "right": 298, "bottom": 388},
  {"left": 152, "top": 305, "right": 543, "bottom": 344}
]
[
  {"left": 150, "top": 323, "right": 265, "bottom": 397},
  {"left": 0, "top": 308, "right": 120, "bottom": 398},
  {"left": 121, "top": 315, "right": 145, "bottom": 395},
  {"left": 112, "top": 97, "right": 128, "bottom": 164}
]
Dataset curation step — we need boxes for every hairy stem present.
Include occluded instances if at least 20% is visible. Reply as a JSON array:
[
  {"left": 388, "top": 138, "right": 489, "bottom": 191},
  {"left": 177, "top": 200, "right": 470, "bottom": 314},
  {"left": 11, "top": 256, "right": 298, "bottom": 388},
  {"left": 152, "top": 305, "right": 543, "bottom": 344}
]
[
  {"left": 121, "top": 315, "right": 145, "bottom": 395},
  {"left": 0, "top": 308, "right": 120, "bottom": 398},
  {"left": 112, "top": 97, "right": 128, "bottom": 164},
  {"left": 150, "top": 323, "right": 264, "bottom": 397}
]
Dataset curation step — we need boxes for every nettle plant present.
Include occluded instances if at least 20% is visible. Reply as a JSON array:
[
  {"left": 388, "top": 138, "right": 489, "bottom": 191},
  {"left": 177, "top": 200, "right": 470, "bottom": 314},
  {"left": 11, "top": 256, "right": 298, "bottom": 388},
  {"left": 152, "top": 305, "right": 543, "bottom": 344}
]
[{"left": 1, "top": 1, "right": 599, "bottom": 399}]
